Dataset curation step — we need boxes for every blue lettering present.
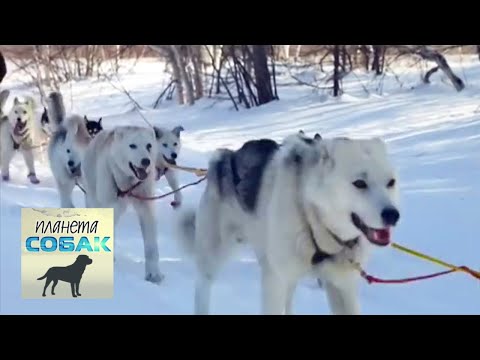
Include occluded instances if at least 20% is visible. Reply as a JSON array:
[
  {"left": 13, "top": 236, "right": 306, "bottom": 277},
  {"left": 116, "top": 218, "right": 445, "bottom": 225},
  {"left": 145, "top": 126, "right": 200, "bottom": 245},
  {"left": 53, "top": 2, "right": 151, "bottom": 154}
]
[
  {"left": 94, "top": 236, "right": 111, "bottom": 252},
  {"left": 59, "top": 237, "right": 75, "bottom": 252},
  {"left": 26, "top": 236, "right": 39, "bottom": 252},
  {"left": 76, "top": 236, "right": 93, "bottom": 252},
  {"left": 40, "top": 237, "right": 57, "bottom": 252},
  {"left": 26, "top": 236, "right": 111, "bottom": 252}
]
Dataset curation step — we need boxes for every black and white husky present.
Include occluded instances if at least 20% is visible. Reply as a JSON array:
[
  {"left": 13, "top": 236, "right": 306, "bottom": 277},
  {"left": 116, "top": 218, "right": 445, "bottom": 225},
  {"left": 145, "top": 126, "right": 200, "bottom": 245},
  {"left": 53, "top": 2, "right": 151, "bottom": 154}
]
[{"left": 178, "top": 132, "right": 401, "bottom": 315}]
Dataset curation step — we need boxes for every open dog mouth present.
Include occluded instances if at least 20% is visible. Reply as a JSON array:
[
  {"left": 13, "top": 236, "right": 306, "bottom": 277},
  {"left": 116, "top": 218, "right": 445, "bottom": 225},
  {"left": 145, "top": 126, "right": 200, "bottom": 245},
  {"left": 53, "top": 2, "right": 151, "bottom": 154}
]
[
  {"left": 70, "top": 164, "right": 81, "bottom": 177},
  {"left": 129, "top": 162, "right": 148, "bottom": 181},
  {"left": 163, "top": 155, "right": 177, "bottom": 166},
  {"left": 351, "top": 213, "right": 391, "bottom": 247},
  {"left": 13, "top": 120, "right": 27, "bottom": 136}
]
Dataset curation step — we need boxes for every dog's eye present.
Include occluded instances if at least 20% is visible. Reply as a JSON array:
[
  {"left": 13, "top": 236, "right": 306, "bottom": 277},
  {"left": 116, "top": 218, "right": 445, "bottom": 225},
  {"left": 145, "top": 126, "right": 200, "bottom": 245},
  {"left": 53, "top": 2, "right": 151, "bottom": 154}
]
[
  {"left": 14, "top": 111, "right": 18, "bottom": 115},
  {"left": 163, "top": 143, "right": 168, "bottom": 148},
  {"left": 173, "top": 142, "right": 178, "bottom": 146},
  {"left": 23, "top": 110, "right": 27, "bottom": 115},
  {"left": 146, "top": 143, "right": 152, "bottom": 151},
  {"left": 129, "top": 144, "right": 137, "bottom": 149},
  {"left": 66, "top": 149, "right": 71, "bottom": 154},
  {"left": 387, "top": 178, "right": 396, "bottom": 188},
  {"left": 352, "top": 179, "right": 368, "bottom": 190}
]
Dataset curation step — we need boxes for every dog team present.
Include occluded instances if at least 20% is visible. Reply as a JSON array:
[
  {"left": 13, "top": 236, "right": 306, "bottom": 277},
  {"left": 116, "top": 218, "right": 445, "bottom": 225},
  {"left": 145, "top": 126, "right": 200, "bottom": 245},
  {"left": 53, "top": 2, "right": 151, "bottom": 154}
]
[{"left": 0, "top": 89, "right": 401, "bottom": 315}]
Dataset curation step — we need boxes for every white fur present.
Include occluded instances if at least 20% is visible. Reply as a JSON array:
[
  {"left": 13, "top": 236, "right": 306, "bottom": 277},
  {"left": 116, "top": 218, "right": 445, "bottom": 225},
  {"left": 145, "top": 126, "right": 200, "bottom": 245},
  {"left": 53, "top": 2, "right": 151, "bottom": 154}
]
[
  {"left": 177, "top": 135, "right": 401, "bottom": 315},
  {"left": 81, "top": 125, "right": 163, "bottom": 283},
  {"left": 48, "top": 116, "right": 92, "bottom": 208},
  {"left": 0, "top": 94, "right": 43, "bottom": 183},
  {"left": 153, "top": 125, "right": 184, "bottom": 208}
]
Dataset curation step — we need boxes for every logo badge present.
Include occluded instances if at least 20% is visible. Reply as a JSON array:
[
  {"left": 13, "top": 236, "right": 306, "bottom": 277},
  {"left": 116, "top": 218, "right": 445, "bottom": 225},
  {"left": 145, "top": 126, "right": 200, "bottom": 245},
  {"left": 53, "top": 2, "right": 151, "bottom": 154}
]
[{"left": 21, "top": 208, "right": 114, "bottom": 299}]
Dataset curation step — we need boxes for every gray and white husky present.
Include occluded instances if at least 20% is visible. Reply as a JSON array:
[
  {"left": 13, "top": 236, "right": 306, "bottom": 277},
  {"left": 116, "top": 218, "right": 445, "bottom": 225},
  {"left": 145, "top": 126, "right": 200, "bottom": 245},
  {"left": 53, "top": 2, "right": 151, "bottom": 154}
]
[
  {"left": 46, "top": 92, "right": 93, "bottom": 208},
  {"left": 177, "top": 132, "right": 401, "bottom": 315}
]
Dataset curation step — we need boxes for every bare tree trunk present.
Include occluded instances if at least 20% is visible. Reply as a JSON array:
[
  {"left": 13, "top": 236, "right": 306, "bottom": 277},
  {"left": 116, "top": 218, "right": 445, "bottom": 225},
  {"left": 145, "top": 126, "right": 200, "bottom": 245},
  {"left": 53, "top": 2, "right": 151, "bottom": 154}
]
[
  {"left": 371, "top": 45, "right": 384, "bottom": 75},
  {"left": 31, "top": 46, "right": 48, "bottom": 104},
  {"left": 171, "top": 45, "right": 195, "bottom": 105},
  {"left": 190, "top": 45, "right": 204, "bottom": 100},
  {"left": 398, "top": 45, "right": 465, "bottom": 91},
  {"left": 360, "top": 45, "right": 371, "bottom": 71},
  {"left": 423, "top": 66, "right": 440, "bottom": 83},
  {"left": 333, "top": 45, "right": 341, "bottom": 97},
  {"left": 114, "top": 45, "right": 121, "bottom": 73},
  {"left": 295, "top": 45, "right": 302, "bottom": 61},
  {"left": 251, "top": 45, "right": 274, "bottom": 105},
  {"left": 0, "top": 51, "right": 6, "bottom": 84}
]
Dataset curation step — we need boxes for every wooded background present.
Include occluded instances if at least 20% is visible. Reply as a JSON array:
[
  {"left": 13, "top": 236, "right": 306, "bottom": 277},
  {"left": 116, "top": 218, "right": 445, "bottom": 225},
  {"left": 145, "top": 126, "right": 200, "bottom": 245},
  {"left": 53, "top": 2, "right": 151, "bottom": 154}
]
[{"left": 1, "top": 45, "right": 477, "bottom": 110}]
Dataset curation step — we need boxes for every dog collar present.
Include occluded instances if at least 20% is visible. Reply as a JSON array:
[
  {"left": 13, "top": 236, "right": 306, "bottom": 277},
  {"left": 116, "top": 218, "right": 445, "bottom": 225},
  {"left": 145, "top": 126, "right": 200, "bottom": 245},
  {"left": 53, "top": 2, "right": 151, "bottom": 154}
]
[
  {"left": 116, "top": 180, "right": 143, "bottom": 198},
  {"left": 309, "top": 226, "right": 359, "bottom": 266}
]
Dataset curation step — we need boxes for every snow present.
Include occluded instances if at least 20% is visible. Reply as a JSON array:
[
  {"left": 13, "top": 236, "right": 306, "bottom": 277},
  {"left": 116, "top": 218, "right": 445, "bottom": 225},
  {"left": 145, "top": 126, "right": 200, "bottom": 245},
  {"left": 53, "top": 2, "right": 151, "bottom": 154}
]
[{"left": 1, "top": 56, "right": 479, "bottom": 314}]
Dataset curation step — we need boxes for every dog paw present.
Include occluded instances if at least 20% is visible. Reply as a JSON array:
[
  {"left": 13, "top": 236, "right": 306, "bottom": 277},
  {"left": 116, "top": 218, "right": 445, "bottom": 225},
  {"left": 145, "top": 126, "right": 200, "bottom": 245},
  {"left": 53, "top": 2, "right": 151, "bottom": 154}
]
[
  {"left": 28, "top": 174, "right": 40, "bottom": 184},
  {"left": 145, "top": 272, "right": 165, "bottom": 284},
  {"left": 2, "top": 174, "right": 9, "bottom": 181}
]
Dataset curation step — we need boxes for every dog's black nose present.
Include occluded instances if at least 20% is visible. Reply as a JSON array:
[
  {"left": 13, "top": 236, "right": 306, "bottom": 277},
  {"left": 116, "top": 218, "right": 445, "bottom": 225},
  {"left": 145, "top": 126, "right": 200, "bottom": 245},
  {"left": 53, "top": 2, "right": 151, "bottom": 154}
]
[
  {"left": 17, "top": 117, "right": 22, "bottom": 122},
  {"left": 171, "top": 152, "right": 177, "bottom": 159},
  {"left": 68, "top": 160, "right": 74, "bottom": 167},
  {"left": 381, "top": 207, "right": 400, "bottom": 226},
  {"left": 141, "top": 158, "right": 150, "bottom": 167}
]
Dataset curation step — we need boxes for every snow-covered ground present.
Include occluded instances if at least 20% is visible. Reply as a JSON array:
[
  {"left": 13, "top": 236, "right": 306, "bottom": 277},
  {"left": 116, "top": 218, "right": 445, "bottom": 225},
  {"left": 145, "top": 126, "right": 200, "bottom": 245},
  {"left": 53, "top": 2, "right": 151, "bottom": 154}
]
[{"left": 1, "top": 57, "right": 479, "bottom": 314}]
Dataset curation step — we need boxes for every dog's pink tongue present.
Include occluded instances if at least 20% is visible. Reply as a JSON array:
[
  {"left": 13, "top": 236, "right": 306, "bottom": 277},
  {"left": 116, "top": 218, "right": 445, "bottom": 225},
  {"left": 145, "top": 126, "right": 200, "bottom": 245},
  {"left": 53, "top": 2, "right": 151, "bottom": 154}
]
[{"left": 373, "top": 228, "right": 391, "bottom": 245}]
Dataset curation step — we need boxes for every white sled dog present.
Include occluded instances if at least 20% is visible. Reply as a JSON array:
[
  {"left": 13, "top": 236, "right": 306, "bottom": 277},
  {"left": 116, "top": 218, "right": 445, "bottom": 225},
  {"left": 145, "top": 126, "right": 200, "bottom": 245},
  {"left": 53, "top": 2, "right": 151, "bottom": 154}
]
[
  {"left": 81, "top": 125, "right": 164, "bottom": 283},
  {"left": 177, "top": 133, "right": 401, "bottom": 315},
  {"left": 46, "top": 92, "right": 93, "bottom": 208},
  {"left": 153, "top": 125, "right": 184, "bottom": 208},
  {"left": 0, "top": 93, "right": 42, "bottom": 183}
]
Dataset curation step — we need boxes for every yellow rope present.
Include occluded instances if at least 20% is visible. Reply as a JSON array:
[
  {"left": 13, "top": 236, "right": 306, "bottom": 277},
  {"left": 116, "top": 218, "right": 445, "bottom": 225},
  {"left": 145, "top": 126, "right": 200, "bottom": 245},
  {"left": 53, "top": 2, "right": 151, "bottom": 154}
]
[
  {"left": 165, "top": 163, "right": 208, "bottom": 177},
  {"left": 169, "top": 164, "right": 480, "bottom": 279},
  {"left": 391, "top": 242, "right": 480, "bottom": 277}
]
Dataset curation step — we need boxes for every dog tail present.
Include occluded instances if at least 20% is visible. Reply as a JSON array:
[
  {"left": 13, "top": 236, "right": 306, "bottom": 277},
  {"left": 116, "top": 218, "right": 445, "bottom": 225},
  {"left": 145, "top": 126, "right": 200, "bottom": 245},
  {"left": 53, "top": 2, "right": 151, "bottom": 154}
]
[
  {"left": 46, "top": 91, "right": 66, "bottom": 129},
  {"left": 176, "top": 208, "right": 197, "bottom": 256},
  {"left": 37, "top": 273, "right": 48, "bottom": 280}
]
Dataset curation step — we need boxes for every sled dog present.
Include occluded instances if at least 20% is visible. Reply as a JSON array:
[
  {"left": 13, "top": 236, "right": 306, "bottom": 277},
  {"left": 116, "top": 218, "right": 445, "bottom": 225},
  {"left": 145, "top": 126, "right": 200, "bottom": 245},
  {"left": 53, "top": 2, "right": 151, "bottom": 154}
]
[
  {"left": 177, "top": 133, "right": 400, "bottom": 315},
  {"left": 153, "top": 125, "right": 184, "bottom": 208},
  {"left": 0, "top": 93, "right": 43, "bottom": 183},
  {"left": 47, "top": 92, "right": 92, "bottom": 208},
  {"left": 81, "top": 124, "right": 164, "bottom": 283}
]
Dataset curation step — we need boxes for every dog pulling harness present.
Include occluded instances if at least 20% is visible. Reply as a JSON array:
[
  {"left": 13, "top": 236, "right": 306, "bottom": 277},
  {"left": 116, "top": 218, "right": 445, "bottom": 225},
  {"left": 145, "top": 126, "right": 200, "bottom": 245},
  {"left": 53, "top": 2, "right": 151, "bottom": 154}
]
[{"left": 307, "top": 222, "right": 359, "bottom": 265}]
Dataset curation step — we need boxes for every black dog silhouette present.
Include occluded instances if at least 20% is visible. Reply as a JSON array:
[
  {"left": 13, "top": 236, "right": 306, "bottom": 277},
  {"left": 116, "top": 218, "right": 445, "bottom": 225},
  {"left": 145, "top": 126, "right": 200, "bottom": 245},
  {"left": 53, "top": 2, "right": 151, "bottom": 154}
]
[{"left": 37, "top": 254, "right": 93, "bottom": 298}]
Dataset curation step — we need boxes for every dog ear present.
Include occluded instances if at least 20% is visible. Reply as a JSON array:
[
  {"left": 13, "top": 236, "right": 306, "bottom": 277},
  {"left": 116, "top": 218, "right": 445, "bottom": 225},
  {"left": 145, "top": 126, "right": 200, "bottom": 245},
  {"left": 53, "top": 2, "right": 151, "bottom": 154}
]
[
  {"left": 98, "top": 117, "right": 102, "bottom": 125},
  {"left": 172, "top": 125, "right": 184, "bottom": 137},
  {"left": 153, "top": 126, "right": 163, "bottom": 140},
  {"left": 84, "top": 115, "right": 89, "bottom": 122},
  {"left": 13, "top": 97, "right": 20, "bottom": 106},
  {"left": 314, "top": 133, "right": 322, "bottom": 141},
  {"left": 26, "top": 96, "right": 36, "bottom": 109},
  {"left": 298, "top": 129, "right": 305, "bottom": 135}
]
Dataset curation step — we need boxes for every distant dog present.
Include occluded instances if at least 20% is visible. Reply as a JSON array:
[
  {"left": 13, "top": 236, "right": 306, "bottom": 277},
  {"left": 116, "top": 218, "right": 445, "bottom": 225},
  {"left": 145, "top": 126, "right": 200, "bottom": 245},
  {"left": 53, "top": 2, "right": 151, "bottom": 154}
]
[
  {"left": 84, "top": 116, "right": 103, "bottom": 138},
  {"left": 153, "top": 125, "right": 184, "bottom": 208},
  {"left": 177, "top": 133, "right": 400, "bottom": 315},
  {"left": 0, "top": 94, "right": 43, "bottom": 184},
  {"left": 37, "top": 254, "right": 93, "bottom": 298},
  {"left": 47, "top": 92, "right": 93, "bottom": 208},
  {"left": 81, "top": 125, "right": 163, "bottom": 283}
]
